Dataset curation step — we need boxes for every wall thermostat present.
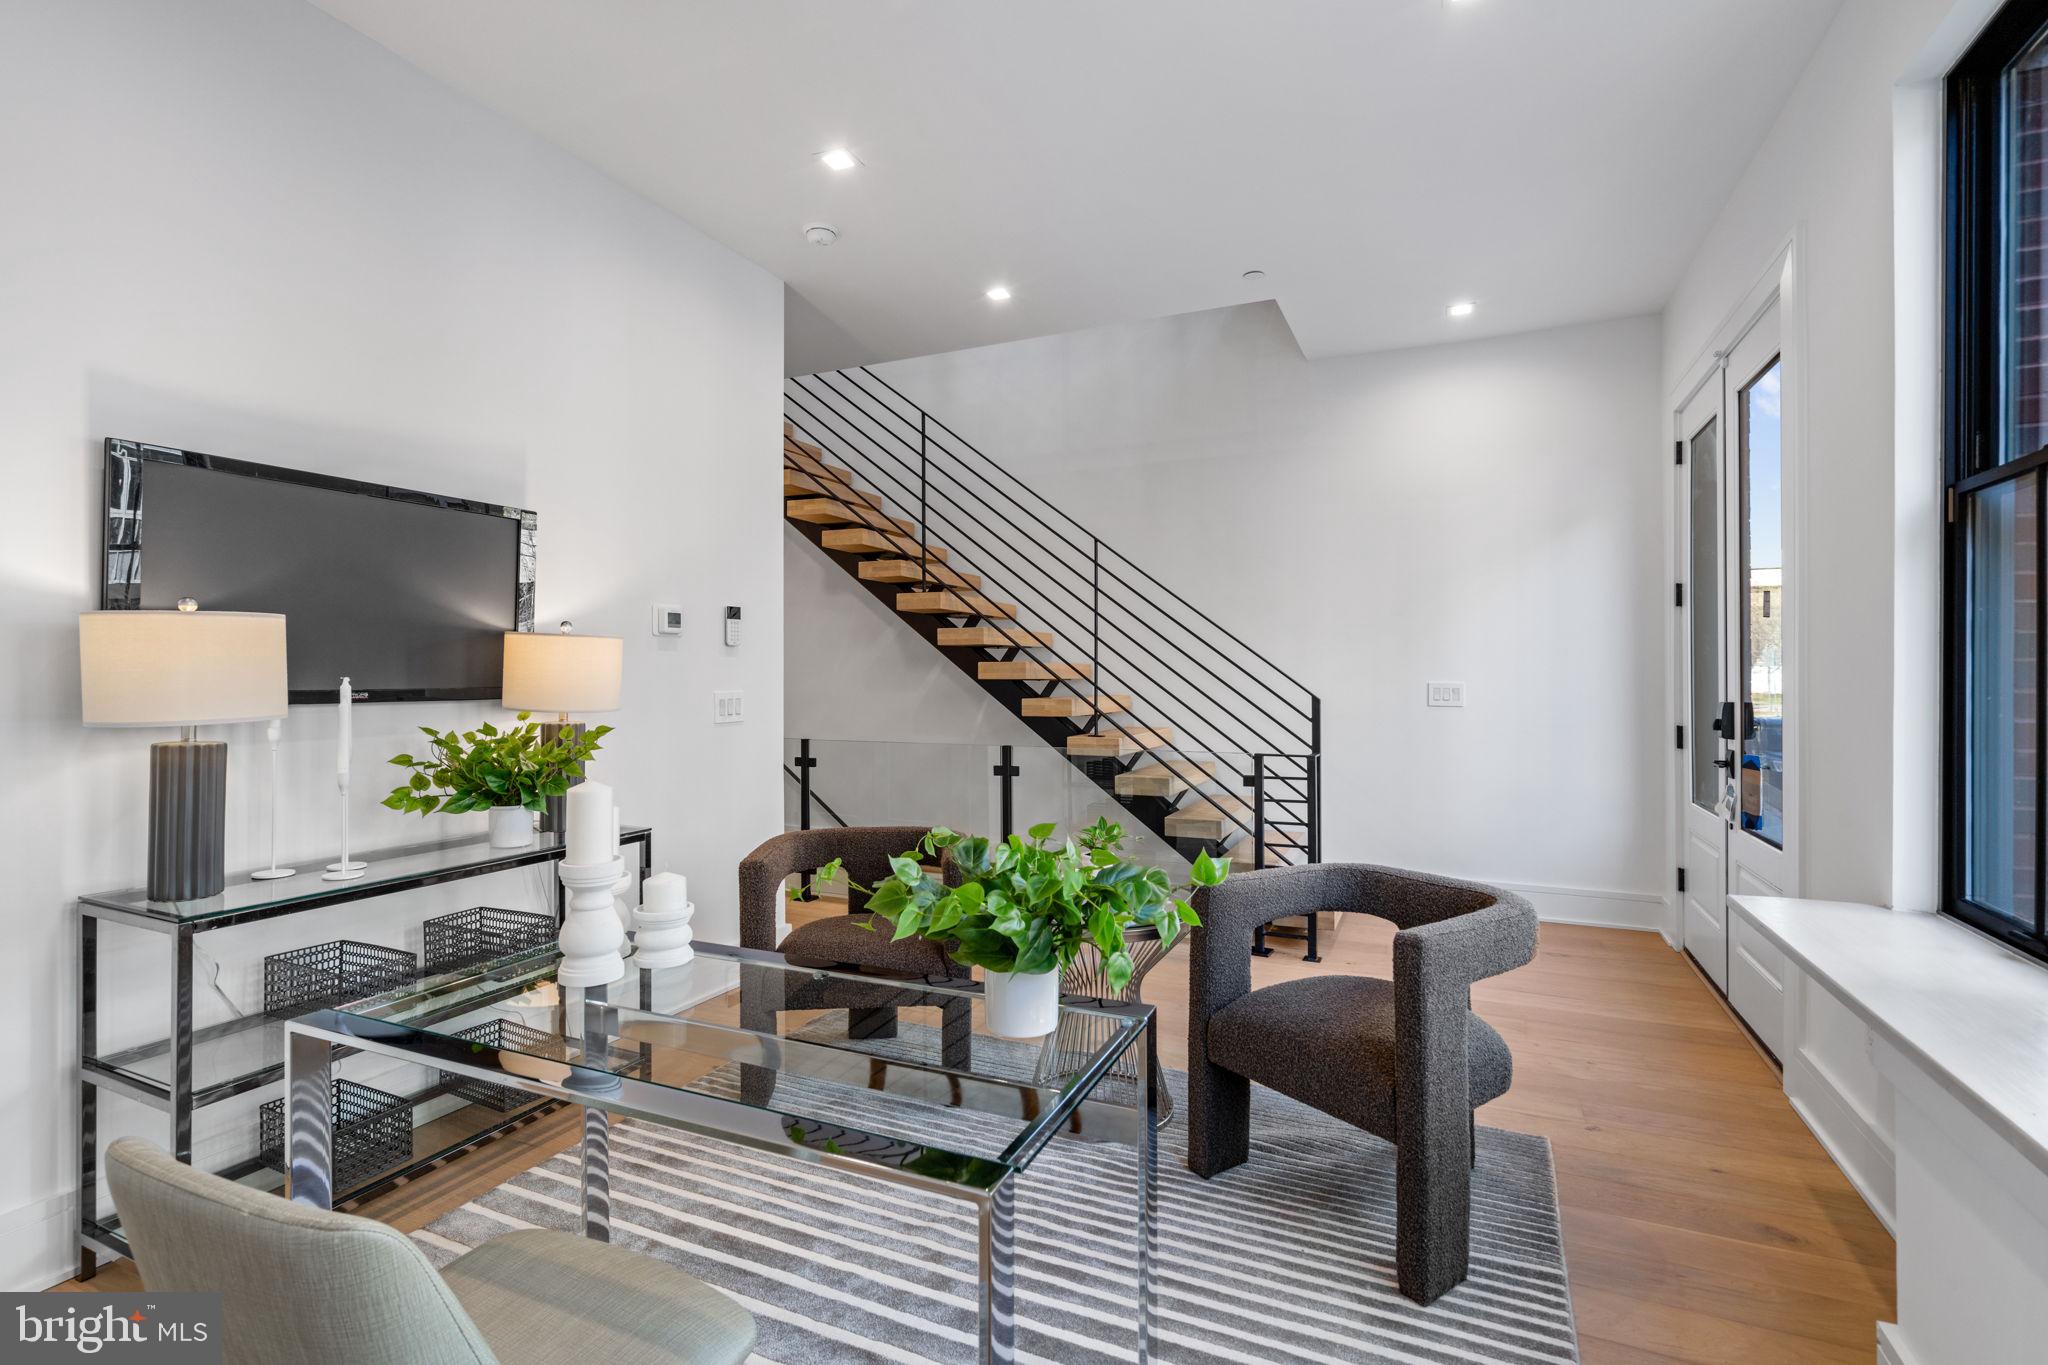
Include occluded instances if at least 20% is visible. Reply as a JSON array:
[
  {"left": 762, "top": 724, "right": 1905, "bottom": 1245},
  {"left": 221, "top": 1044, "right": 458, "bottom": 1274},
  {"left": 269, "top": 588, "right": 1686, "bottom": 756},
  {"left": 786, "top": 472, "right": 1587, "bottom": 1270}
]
[
  {"left": 652, "top": 604, "right": 684, "bottom": 636},
  {"left": 723, "top": 605, "right": 742, "bottom": 647}
]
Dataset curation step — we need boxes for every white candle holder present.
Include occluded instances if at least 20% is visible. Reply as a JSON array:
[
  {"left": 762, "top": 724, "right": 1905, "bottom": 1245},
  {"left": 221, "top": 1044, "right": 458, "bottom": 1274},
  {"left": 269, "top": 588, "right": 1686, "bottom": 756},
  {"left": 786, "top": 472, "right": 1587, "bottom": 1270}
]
[
  {"left": 558, "top": 856, "right": 627, "bottom": 987},
  {"left": 630, "top": 895, "right": 696, "bottom": 969}
]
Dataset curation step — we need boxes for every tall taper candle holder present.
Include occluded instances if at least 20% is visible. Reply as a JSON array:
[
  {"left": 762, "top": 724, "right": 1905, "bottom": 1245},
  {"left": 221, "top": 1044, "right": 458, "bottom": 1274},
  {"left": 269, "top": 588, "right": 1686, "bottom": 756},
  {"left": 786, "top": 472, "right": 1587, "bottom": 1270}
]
[
  {"left": 558, "top": 856, "right": 627, "bottom": 987},
  {"left": 251, "top": 718, "right": 296, "bottom": 880}
]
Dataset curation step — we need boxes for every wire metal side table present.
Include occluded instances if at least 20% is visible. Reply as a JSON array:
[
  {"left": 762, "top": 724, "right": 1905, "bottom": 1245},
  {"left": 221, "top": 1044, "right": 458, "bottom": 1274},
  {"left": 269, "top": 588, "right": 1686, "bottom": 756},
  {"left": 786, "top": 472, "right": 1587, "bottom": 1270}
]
[{"left": 1036, "top": 923, "right": 1180, "bottom": 1127}]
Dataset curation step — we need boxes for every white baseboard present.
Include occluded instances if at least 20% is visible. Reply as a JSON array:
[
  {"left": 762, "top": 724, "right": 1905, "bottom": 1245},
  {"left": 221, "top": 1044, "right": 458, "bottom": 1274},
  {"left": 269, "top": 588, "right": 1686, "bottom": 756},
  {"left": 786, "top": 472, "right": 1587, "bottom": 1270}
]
[
  {"left": 1493, "top": 881, "right": 1670, "bottom": 933},
  {"left": 2, "top": 1188, "right": 79, "bottom": 1293},
  {"left": 1786, "top": 1051, "right": 1897, "bottom": 1233}
]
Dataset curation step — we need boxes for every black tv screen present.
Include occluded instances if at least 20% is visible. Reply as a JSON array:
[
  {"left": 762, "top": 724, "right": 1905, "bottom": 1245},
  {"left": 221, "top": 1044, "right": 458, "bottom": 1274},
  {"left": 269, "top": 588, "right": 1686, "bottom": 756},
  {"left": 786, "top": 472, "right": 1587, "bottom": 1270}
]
[{"left": 103, "top": 441, "right": 535, "bottom": 703}]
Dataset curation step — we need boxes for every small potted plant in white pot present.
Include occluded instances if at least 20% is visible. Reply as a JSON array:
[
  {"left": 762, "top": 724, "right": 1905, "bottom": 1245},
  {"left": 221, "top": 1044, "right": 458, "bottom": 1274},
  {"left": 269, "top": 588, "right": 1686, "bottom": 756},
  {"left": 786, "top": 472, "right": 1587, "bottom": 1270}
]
[
  {"left": 804, "top": 817, "right": 1226, "bottom": 1039},
  {"left": 382, "top": 713, "right": 612, "bottom": 848}
]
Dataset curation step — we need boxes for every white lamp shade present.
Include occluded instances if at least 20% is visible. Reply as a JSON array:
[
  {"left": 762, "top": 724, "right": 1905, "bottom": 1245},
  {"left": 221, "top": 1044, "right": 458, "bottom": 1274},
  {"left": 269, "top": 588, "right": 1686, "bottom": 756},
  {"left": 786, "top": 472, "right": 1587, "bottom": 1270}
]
[
  {"left": 79, "top": 610, "right": 288, "bottom": 727},
  {"left": 502, "top": 630, "right": 623, "bottom": 714}
]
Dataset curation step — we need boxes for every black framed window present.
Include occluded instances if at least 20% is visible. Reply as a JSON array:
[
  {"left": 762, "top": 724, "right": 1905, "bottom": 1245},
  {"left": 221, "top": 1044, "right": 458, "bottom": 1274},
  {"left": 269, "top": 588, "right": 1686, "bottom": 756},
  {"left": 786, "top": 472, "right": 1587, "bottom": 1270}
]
[{"left": 1946, "top": 0, "right": 2048, "bottom": 962}]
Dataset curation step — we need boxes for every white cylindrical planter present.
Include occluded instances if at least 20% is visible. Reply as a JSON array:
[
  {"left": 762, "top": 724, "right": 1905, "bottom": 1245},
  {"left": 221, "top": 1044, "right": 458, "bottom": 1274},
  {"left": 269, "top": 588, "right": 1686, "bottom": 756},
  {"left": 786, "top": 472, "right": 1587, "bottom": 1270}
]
[
  {"left": 488, "top": 804, "right": 534, "bottom": 849},
  {"left": 983, "top": 967, "right": 1061, "bottom": 1040}
]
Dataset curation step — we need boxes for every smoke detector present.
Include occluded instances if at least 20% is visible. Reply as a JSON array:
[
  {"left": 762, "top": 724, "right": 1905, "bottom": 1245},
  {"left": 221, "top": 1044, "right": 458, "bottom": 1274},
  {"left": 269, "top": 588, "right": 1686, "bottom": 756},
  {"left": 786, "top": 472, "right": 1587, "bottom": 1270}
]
[{"left": 803, "top": 223, "right": 838, "bottom": 246}]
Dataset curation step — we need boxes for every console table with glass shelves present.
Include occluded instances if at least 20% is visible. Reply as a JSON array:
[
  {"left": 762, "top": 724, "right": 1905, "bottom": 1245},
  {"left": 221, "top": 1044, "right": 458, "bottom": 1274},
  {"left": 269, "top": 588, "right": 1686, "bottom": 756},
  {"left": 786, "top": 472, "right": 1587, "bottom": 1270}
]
[{"left": 74, "top": 824, "right": 653, "bottom": 1280}]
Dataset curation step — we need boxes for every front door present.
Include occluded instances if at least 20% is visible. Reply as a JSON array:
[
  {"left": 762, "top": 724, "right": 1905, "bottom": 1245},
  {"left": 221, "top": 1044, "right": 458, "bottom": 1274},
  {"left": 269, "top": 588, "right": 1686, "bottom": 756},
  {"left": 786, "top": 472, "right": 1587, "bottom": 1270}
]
[{"left": 1678, "top": 302, "right": 1795, "bottom": 993}]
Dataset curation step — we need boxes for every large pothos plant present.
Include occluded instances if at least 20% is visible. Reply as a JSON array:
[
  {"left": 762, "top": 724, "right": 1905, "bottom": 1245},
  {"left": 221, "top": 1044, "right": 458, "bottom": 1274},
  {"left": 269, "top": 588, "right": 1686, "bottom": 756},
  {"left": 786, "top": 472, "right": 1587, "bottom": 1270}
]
[
  {"left": 382, "top": 713, "right": 612, "bottom": 816},
  {"left": 801, "top": 817, "right": 1226, "bottom": 995}
]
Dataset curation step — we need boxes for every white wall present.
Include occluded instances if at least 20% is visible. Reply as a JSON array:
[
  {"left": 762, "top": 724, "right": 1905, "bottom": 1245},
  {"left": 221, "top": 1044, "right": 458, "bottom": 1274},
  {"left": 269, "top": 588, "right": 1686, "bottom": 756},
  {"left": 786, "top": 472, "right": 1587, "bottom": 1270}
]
[
  {"left": 1661, "top": 0, "right": 1998, "bottom": 909},
  {"left": 0, "top": 0, "right": 784, "bottom": 1290},
  {"left": 787, "top": 304, "right": 1668, "bottom": 929}
]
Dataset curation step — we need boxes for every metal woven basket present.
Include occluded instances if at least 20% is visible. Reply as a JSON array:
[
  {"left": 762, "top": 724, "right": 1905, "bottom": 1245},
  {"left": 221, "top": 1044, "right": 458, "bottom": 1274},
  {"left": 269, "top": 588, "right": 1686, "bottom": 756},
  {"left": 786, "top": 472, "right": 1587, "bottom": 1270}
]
[
  {"left": 257, "top": 1078, "right": 411, "bottom": 1192},
  {"left": 262, "top": 939, "right": 418, "bottom": 1019},
  {"left": 423, "top": 906, "right": 555, "bottom": 975}
]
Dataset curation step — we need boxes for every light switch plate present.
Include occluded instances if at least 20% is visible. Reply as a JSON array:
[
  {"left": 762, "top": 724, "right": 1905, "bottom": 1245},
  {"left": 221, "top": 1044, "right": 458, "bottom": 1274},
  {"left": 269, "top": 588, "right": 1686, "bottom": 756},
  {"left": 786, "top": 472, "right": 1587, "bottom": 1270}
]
[
  {"left": 712, "top": 690, "right": 744, "bottom": 724},
  {"left": 1426, "top": 682, "right": 1466, "bottom": 708}
]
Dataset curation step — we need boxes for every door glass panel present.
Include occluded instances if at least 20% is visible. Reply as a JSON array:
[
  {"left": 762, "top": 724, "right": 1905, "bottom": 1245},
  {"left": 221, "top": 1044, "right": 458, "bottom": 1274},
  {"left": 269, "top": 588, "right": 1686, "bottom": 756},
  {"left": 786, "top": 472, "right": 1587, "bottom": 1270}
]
[
  {"left": 1688, "top": 415, "right": 1723, "bottom": 812},
  {"left": 2001, "top": 27, "right": 2048, "bottom": 466},
  {"left": 1739, "top": 360, "right": 1785, "bottom": 848},
  {"left": 1965, "top": 474, "right": 2039, "bottom": 925}
]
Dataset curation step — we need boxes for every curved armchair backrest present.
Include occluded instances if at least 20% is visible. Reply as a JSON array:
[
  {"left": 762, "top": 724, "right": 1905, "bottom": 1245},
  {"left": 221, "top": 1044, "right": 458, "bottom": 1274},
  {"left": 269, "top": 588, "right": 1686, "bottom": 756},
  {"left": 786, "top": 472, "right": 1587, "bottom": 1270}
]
[
  {"left": 1189, "top": 863, "right": 1537, "bottom": 1020},
  {"left": 737, "top": 825, "right": 937, "bottom": 949},
  {"left": 106, "top": 1138, "right": 495, "bottom": 1365}
]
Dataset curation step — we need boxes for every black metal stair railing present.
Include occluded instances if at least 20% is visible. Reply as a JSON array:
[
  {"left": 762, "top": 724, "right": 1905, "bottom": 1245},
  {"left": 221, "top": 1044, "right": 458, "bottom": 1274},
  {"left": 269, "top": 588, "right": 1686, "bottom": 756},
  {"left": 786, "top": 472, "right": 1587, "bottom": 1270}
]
[{"left": 785, "top": 367, "right": 1320, "bottom": 871}]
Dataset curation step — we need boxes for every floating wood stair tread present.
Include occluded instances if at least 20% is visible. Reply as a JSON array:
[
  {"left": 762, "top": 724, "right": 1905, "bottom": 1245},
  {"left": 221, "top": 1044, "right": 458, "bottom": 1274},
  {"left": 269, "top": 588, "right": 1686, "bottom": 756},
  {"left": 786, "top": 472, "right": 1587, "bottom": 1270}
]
[
  {"left": 1114, "top": 757, "right": 1218, "bottom": 798},
  {"left": 1163, "top": 793, "right": 1254, "bottom": 840},
  {"left": 784, "top": 470, "right": 884, "bottom": 507},
  {"left": 1229, "top": 844, "right": 1307, "bottom": 872},
  {"left": 784, "top": 445, "right": 853, "bottom": 484},
  {"left": 859, "top": 559, "right": 981, "bottom": 589},
  {"left": 938, "top": 626, "right": 1057, "bottom": 648},
  {"left": 897, "top": 591, "right": 1016, "bottom": 619},
  {"left": 1020, "top": 692, "right": 1130, "bottom": 718},
  {"left": 786, "top": 499, "right": 916, "bottom": 533},
  {"left": 821, "top": 527, "right": 949, "bottom": 561},
  {"left": 977, "top": 659, "right": 1093, "bottom": 682},
  {"left": 1065, "top": 726, "right": 1173, "bottom": 758}
]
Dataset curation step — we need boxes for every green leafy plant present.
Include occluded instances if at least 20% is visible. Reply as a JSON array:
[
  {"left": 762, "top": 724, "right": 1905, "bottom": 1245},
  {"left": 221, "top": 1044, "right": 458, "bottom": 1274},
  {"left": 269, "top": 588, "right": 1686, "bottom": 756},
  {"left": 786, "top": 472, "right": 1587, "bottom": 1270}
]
[
  {"left": 801, "top": 817, "right": 1225, "bottom": 994},
  {"left": 382, "top": 713, "right": 612, "bottom": 816}
]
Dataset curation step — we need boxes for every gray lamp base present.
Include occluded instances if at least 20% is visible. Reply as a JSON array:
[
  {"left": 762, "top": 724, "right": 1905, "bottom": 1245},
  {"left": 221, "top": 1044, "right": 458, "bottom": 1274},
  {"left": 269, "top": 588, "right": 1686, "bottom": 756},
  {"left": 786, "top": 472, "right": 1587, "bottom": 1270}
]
[
  {"left": 148, "top": 738, "right": 227, "bottom": 902},
  {"left": 539, "top": 720, "right": 586, "bottom": 835}
]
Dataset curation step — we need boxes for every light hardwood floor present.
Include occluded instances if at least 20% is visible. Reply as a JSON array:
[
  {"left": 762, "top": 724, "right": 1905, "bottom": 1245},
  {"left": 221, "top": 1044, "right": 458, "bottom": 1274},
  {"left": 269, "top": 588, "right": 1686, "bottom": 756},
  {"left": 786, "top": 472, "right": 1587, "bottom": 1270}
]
[{"left": 60, "top": 908, "right": 1895, "bottom": 1363}]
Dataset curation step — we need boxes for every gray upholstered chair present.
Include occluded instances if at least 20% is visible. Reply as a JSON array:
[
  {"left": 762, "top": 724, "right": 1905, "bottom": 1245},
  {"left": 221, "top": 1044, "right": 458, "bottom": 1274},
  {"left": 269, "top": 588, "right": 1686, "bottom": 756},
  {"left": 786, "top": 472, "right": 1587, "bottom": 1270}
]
[
  {"left": 104, "top": 1138, "right": 756, "bottom": 1365},
  {"left": 739, "top": 826, "right": 973, "bottom": 1078},
  {"left": 1186, "top": 863, "right": 1537, "bottom": 1305}
]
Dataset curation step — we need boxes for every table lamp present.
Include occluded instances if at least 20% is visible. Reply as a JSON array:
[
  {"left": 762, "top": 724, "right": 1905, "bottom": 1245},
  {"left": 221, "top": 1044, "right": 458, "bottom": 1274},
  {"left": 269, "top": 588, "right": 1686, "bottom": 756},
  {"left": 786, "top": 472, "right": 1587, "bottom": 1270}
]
[
  {"left": 502, "top": 620, "right": 622, "bottom": 833},
  {"left": 80, "top": 600, "right": 288, "bottom": 901}
]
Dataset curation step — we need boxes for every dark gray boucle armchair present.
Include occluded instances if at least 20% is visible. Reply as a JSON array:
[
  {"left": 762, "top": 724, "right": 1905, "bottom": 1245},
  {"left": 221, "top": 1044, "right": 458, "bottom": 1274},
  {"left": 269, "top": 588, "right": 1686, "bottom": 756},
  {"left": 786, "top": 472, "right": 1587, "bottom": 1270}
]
[
  {"left": 1187, "top": 863, "right": 1538, "bottom": 1305},
  {"left": 738, "top": 828, "right": 971, "bottom": 1076}
]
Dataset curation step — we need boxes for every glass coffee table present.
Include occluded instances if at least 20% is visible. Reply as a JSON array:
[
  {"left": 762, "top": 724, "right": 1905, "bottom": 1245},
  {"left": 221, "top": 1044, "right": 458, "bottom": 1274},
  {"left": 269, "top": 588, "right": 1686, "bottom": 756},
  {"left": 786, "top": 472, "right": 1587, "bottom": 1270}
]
[{"left": 283, "top": 942, "right": 1158, "bottom": 1364}]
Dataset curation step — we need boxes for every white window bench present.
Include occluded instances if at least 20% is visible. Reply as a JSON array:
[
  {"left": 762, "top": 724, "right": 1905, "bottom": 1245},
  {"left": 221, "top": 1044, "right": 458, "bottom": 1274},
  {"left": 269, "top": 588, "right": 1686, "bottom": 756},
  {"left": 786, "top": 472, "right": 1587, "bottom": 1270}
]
[{"left": 1731, "top": 897, "right": 2048, "bottom": 1365}]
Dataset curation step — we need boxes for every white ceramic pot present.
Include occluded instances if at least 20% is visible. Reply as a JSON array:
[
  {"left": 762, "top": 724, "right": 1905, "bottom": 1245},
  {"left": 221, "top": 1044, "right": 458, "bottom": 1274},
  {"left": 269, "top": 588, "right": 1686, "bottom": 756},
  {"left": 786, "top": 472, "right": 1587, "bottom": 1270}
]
[
  {"left": 983, "top": 966, "right": 1061, "bottom": 1040},
  {"left": 488, "top": 804, "right": 534, "bottom": 849}
]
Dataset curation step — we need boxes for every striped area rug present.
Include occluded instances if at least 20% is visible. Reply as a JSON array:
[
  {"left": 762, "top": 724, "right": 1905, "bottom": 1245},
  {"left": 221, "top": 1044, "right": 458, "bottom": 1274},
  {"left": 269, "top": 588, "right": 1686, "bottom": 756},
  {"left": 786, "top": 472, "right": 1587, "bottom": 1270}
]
[{"left": 415, "top": 1043, "right": 1578, "bottom": 1364}]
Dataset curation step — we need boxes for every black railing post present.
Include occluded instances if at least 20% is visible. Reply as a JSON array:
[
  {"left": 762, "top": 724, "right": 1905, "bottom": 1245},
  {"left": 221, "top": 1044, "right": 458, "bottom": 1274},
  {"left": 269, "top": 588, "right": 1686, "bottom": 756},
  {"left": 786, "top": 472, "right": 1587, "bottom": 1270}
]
[
  {"left": 1310, "top": 697, "right": 1323, "bottom": 864},
  {"left": 1251, "top": 754, "right": 1266, "bottom": 871},
  {"left": 993, "top": 745, "right": 1019, "bottom": 838},
  {"left": 1090, "top": 538, "right": 1101, "bottom": 730},
  {"left": 795, "top": 738, "right": 816, "bottom": 831},
  {"left": 919, "top": 411, "right": 929, "bottom": 582}
]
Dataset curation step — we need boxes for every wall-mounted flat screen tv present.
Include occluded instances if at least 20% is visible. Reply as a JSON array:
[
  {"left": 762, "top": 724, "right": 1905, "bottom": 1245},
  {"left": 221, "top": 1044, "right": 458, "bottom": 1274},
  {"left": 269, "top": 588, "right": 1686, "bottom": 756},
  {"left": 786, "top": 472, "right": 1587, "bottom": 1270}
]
[{"left": 102, "top": 440, "right": 536, "bottom": 704}]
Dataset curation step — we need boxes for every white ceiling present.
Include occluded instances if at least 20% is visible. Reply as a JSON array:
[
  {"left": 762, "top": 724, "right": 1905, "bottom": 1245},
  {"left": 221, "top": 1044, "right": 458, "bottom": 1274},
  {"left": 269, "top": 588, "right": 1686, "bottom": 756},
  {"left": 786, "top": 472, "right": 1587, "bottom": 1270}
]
[{"left": 312, "top": 0, "right": 1845, "bottom": 369}]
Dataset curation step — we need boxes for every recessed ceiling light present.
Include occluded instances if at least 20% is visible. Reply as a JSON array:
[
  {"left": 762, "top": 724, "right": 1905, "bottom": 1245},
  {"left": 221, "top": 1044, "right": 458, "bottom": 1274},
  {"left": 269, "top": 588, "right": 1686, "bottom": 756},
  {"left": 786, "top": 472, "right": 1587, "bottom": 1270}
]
[
  {"left": 1242, "top": 269, "right": 1267, "bottom": 282},
  {"left": 1447, "top": 300, "right": 1477, "bottom": 318},
  {"left": 818, "top": 147, "right": 858, "bottom": 171},
  {"left": 985, "top": 285, "right": 1012, "bottom": 302}
]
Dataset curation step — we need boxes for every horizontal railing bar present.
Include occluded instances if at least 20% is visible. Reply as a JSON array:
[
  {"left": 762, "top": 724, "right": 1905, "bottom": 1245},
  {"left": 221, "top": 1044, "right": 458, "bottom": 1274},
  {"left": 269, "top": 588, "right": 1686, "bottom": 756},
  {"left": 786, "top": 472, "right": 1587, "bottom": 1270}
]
[
  {"left": 784, "top": 446, "right": 1271, "bottom": 817},
  {"left": 787, "top": 398, "right": 1299, "bottom": 762},
  {"left": 782, "top": 446, "right": 1274, "bottom": 843},
  {"left": 855, "top": 364, "right": 1319, "bottom": 705},
  {"left": 816, "top": 371, "right": 1317, "bottom": 728},
  {"left": 827, "top": 372, "right": 1316, "bottom": 726},
  {"left": 790, "top": 388, "right": 1315, "bottom": 754}
]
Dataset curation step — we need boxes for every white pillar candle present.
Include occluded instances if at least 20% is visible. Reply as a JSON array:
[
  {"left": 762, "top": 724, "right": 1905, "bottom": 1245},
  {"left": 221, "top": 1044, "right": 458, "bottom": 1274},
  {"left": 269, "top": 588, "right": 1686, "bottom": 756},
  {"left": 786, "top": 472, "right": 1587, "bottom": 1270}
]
[
  {"left": 611, "top": 806, "right": 622, "bottom": 861},
  {"left": 565, "top": 780, "right": 613, "bottom": 865},
  {"left": 642, "top": 871, "right": 687, "bottom": 912}
]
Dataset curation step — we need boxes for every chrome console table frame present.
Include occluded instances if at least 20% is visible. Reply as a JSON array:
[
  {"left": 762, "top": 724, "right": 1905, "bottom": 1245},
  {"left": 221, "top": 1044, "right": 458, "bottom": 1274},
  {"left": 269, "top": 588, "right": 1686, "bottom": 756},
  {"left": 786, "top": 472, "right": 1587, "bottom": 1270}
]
[
  {"left": 75, "top": 826, "right": 653, "bottom": 1281},
  {"left": 285, "top": 943, "right": 1159, "bottom": 1365}
]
